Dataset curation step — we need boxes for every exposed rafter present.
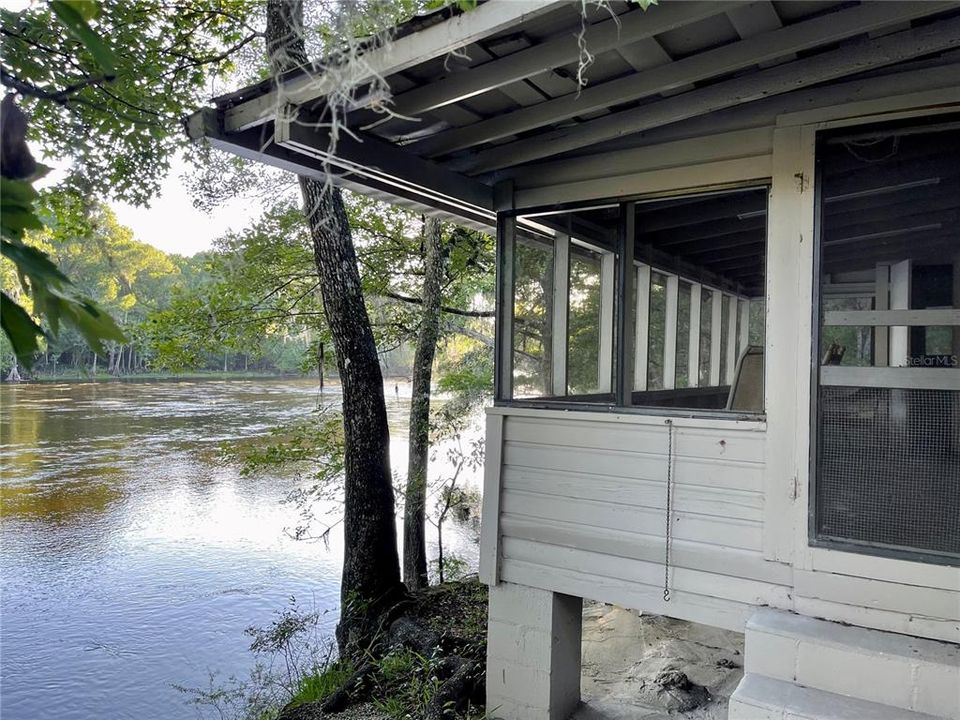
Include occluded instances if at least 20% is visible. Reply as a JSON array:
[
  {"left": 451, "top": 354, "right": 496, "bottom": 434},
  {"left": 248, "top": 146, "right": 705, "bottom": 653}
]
[
  {"left": 377, "top": 1, "right": 729, "bottom": 120},
  {"left": 459, "top": 13, "right": 960, "bottom": 174},
  {"left": 414, "top": 1, "right": 955, "bottom": 161},
  {"left": 222, "top": 0, "right": 566, "bottom": 132}
]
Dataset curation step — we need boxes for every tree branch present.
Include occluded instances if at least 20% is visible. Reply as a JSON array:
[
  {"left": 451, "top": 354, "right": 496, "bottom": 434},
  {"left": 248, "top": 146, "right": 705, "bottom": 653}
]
[
  {"left": 382, "top": 291, "right": 494, "bottom": 318},
  {"left": 1, "top": 67, "right": 112, "bottom": 104}
]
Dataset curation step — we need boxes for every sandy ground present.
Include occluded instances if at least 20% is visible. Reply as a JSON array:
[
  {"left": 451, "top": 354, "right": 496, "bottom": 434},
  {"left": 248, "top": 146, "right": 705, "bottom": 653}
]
[{"left": 574, "top": 603, "right": 745, "bottom": 720}]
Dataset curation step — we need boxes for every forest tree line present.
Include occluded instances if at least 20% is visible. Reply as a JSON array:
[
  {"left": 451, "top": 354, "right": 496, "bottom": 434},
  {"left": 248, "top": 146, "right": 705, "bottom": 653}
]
[{"left": 1, "top": 186, "right": 492, "bottom": 381}]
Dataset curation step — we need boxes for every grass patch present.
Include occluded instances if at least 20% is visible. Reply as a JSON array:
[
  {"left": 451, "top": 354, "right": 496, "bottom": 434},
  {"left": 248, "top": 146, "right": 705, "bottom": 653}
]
[{"left": 288, "top": 660, "right": 354, "bottom": 708}]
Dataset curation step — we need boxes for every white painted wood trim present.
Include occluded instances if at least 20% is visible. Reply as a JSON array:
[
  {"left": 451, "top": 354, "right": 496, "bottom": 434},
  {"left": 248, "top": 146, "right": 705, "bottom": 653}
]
[
  {"left": 635, "top": 265, "right": 652, "bottom": 392},
  {"left": 479, "top": 412, "right": 505, "bottom": 585},
  {"left": 793, "top": 569, "right": 960, "bottom": 621},
  {"left": 765, "top": 127, "right": 809, "bottom": 565},
  {"left": 820, "top": 366, "right": 960, "bottom": 390},
  {"left": 509, "top": 127, "right": 774, "bottom": 189},
  {"left": 889, "top": 260, "right": 912, "bottom": 367},
  {"left": 787, "top": 125, "right": 818, "bottom": 573},
  {"left": 710, "top": 289, "right": 723, "bottom": 386},
  {"left": 224, "top": 0, "right": 563, "bottom": 130},
  {"left": 823, "top": 309, "right": 960, "bottom": 327},
  {"left": 792, "top": 595, "right": 959, "bottom": 644},
  {"left": 514, "top": 156, "right": 771, "bottom": 209},
  {"left": 485, "top": 404, "right": 767, "bottom": 432},
  {"left": 664, "top": 275, "right": 679, "bottom": 390},
  {"left": 809, "top": 547, "right": 960, "bottom": 592},
  {"left": 552, "top": 233, "right": 570, "bottom": 397},
  {"left": 689, "top": 283, "right": 702, "bottom": 388},
  {"left": 599, "top": 251, "right": 616, "bottom": 393},
  {"left": 726, "top": 294, "right": 739, "bottom": 385},
  {"left": 775, "top": 91, "right": 960, "bottom": 129}
]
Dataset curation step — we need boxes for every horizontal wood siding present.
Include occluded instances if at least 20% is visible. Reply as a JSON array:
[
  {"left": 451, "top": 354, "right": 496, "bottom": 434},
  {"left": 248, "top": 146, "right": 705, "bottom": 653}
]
[{"left": 494, "top": 410, "right": 789, "bottom": 630}]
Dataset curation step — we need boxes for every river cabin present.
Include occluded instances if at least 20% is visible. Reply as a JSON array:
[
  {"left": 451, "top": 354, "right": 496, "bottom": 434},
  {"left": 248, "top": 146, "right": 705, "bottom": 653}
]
[{"left": 187, "top": 2, "right": 960, "bottom": 718}]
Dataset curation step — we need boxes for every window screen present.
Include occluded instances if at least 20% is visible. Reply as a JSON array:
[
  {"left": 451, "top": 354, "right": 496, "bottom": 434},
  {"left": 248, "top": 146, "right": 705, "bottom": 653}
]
[{"left": 814, "top": 117, "right": 960, "bottom": 563}]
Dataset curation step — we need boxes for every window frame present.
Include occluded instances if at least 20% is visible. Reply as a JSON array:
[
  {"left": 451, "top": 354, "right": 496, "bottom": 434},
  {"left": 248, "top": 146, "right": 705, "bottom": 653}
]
[{"left": 495, "top": 187, "right": 770, "bottom": 421}]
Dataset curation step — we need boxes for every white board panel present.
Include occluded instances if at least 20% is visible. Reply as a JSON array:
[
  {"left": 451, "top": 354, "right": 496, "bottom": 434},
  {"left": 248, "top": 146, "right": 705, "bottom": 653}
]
[
  {"left": 503, "top": 442, "right": 764, "bottom": 492},
  {"left": 504, "top": 415, "right": 766, "bottom": 463},
  {"left": 500, "top": 514, "right": 792, "bottom": 585},
  {"left": 501, "top": 537, "right": 791, "bottom": 606},
  {"left": 502, "top": 466, "right": 763, "bottom": 520},
  {"left": 500, "top": 559, "right": 756, "bottom": 632},
  {"left": 500, "top": 489, "right": 762, "bottom": 550}
]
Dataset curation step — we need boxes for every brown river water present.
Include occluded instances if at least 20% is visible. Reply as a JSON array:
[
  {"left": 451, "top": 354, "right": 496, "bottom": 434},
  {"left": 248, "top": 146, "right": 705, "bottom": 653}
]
[{"left": 0, "top": 379, "right": 480, "bottom": 720}]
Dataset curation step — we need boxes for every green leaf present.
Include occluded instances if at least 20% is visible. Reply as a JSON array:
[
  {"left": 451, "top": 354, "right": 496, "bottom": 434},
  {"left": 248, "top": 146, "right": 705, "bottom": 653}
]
[
  {"left": 50, "top": 0, "right": 117, "bottom": 76},
  {"left": 1, "top": 240, "right": 72, "bottom": 286},
  {"left": 1, "top": 291, "right": 43, "bottom": 365},
  {"left": 62, "top": 296, "right": 127, "bottom": 354}
]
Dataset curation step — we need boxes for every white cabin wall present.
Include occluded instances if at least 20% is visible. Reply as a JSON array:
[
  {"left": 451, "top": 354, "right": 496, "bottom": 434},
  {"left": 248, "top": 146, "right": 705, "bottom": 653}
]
[
  {"left": 485, "top": 86, "right": 960, "bottom": 644},
  {"left": 487, "top": 406, "right": 789, "bottom": 632}
]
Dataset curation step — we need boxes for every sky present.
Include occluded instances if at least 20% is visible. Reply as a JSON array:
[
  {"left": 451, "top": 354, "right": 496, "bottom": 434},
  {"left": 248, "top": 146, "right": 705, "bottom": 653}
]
[
  {"left": 4, "top": 0, "right": 260, "bottom": 257},
  {"left": 110, "top": 154, "right": 261, "bottom": 257}
]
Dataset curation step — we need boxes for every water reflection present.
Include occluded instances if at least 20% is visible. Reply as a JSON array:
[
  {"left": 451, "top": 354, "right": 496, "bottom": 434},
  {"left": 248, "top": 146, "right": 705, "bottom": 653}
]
[{"left": 0, "top": 379, "right": 480, "bottom": 720}]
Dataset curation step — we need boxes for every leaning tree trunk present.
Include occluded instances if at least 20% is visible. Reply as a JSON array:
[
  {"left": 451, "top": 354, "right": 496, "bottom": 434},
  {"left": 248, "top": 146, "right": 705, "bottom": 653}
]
[
  {"left": 267, "top": 0, "right": 402, "bottom": 655},
  {"left": 403, "top": 218, "right": 444, "bottom": 590}
]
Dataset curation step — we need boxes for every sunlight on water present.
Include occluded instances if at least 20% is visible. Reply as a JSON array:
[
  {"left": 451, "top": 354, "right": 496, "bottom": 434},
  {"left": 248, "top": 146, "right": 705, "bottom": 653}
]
[{"left": 0, "top": 379, "right": 481, "bottom": 720}]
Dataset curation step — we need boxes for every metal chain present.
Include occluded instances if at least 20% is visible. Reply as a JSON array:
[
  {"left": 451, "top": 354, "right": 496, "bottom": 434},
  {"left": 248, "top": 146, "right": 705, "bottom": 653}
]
[{"left": 663, "top": 419, "right": 674, "bottom": 603}]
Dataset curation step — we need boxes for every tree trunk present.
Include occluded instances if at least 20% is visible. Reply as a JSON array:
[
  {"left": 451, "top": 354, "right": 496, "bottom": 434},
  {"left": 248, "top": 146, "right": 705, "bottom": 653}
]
[
  {"left": 267, "top": 0, "right": 402, "bottom": 655},
  {"left": 5, "top": 359, "right": 21, "bottom": 382},
  {"left": 403, "top": 218, "right": 444, "bottom": 590}
]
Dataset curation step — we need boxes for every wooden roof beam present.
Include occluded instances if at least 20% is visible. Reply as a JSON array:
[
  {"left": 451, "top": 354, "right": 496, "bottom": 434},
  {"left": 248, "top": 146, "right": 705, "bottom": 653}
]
[
  {"left": 380, "top": 1, "right": 729, "bottom": 120},
  {"left": 419, "top": 0, "right": 955, "bottom": 161},
  {"left": 186, "top": 108, "right": 494, "bottom": 228},
  {"left": 222, "top": 0, "right": 565, "bottom": 132}
]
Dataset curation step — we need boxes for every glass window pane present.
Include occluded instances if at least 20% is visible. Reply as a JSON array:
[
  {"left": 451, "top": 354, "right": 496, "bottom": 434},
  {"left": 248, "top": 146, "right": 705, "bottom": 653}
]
[
  {"left": 512, "top": 237, "right": 554, "bottom": 398},
  {"left": 676, "top": 282, "right": 692, "bottom": 388},
  {"left": 698, "top": 289, "right": 713, "bottom": 386},
  {"left": 720, "top": 294, "right": 731, "bottom": 383},
  {"left": 647, "top": 272, "right": 667, "bottom": 390},
  {"left": 748, "top": 299, "right": 764, "bottom": 346},
  {"left": 568, "top": 247, "right": 602, "bottom": 395}
]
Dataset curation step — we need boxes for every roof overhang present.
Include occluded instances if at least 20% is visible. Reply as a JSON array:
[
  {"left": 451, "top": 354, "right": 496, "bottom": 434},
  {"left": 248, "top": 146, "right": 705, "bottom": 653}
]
[{"left": 185, "top": 0, "right": 960, "bottom": 228}]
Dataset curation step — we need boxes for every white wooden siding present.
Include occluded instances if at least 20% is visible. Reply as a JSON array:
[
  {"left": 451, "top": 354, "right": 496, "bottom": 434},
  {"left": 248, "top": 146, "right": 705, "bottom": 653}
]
[{"left": 488, "top": 407, "right": 786, "bottom": 631}]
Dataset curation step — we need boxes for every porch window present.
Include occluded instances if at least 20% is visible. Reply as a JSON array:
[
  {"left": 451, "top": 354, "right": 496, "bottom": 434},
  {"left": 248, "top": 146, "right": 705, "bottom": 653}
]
[
  {"left": 499, "top": 187, "right": 767, "bottom": 414},
  {"left": 812, "top": 117, "right": 960, "bottom": 564}
]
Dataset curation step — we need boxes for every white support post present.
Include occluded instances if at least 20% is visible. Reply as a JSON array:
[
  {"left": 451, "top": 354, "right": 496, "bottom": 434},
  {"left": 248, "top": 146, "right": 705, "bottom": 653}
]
[
  {"left": 635, "top": 264, "right": 652, "bottom": 391},
  {"left": 726, "top": 294, "right": 739, "bottom": 384},
  {"left": 739, "top": 298, "right": 750, "bottom": 353},
  {"left": 889, "top": 259, "right": 912, "bottom": 367},
  {"left": 710, "top": 288, "right": 723, "bottom": 386},
  {"left": 663, "top": 275, "right": 679, "bottom": 390},
  {"left": 599, "top": 251, "right": 616, "bottom": 393},
  {"left": 551, "top": 234, "right": 570, "bottom": 397},
  {"left": 497, "top": 217, "right": 515, "bottom": 400},
  {"left": 487, "top": 584, "right": 583, "bottom": 720},
  {"left": 689, "top": 283, "right": 702, "bottom": 387}
]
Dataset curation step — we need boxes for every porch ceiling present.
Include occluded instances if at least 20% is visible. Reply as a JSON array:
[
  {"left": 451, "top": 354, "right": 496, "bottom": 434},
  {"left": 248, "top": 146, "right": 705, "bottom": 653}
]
[{"left": 186, "top": 0, "right": 960, "bottom": 228}]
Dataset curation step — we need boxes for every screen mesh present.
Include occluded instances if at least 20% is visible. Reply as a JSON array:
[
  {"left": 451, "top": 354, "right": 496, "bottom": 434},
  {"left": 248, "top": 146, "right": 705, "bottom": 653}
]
[{"left": 816, "top": 386, "right": 960, "bottom": 557}]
